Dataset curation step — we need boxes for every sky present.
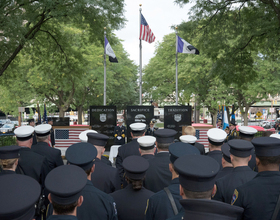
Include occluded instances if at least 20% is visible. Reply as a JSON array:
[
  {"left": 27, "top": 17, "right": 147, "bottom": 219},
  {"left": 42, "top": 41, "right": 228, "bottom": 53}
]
[{"left": 114, "top": 0, "right": 193, "bottom": 67}]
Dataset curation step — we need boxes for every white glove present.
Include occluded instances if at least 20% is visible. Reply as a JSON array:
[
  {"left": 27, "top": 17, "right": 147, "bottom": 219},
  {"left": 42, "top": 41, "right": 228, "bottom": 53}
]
[{"left": 117, "top": 136, "right": 122, "bottom": 140}]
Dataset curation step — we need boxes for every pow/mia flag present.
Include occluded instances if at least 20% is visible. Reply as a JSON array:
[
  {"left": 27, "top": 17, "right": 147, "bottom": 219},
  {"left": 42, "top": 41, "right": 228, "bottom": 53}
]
[
  {"left": 176, "top": 35, "right": 199, "bottom": 55},
  {"left": 105, "top": 37, "right": 118, "bottom": 63}
]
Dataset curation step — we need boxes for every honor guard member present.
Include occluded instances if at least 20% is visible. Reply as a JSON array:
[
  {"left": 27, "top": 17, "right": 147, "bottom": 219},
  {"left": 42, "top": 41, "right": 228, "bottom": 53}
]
[
  {"left": 232, "top": 137, "right": 280, "bottom": 220},
  {"left": 145, "top": 142, "right": 200, "bottom": 220},
  {"left": 138, "top": 136, "right": 156, "bottom": 160},
  {"left": 212, "top": 139, "right": 257, "bottom": 204},
  {"left": 0, "top": 145, "right": 20, "bottom": 175},
  {"left": 87, "top": 132, "right": 121, "bottom": 193},
  {"left": 207, "top": 128, "right": 227, "bottom": 170},
  {"left": 216, "top": 118, "right": 222, "bottom": 129},
  {"left": 215, "top": 143, "right": 233, "bottom": 180},
  {"left": 114, "top": 118, "right": 126, "bottom": 145},
  {"left": 238, "top": 126, "right": 258, "bottom": 171},
  {"left": 228, "top": 121, "right": 239, "bottom": 141},
  {"left": 179, "top": 126, "right": 205, "bottom": 155},
  {"left": 116, "top": 122, "right": 146, "bottom": 187},
  {"left": 32, "top": 124, "right": 64, "bottom": 170},
  {"left": 14, "top": 126, "right": 50, "bottom": 186},
  {"left": 79, "top": 129, "right": 112, "bottom": 166},
  {"left": 110, "top": 155, "right": 154, "bottom": 220},
  {"left": 45, "top": 165, "right": 86, "bottom": 220},
  {"left": 47, "top": 143, "right": 117, "bottom": 220},
  {"left": 0, "top": 174, "right": 41, "bottom": 220},
  {"left": 167, "top": 155, "right": 243, "bottom": 220},
  {"left": 144, "top": 128, "right": 177, "bottom": 193},
  {"left": 47, "top": 118, "right": 55, "bottom": 147},
  {"left": 145, "top": 119, "right": 158, "bottom": 136}
]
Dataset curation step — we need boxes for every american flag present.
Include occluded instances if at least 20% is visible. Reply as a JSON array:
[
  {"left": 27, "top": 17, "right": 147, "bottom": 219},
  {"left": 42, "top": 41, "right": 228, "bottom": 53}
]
[
  {"left": 140, "top": 13, "right": 155, "bottom": 43},
  {"left": 195, "top": 129, "right": 209, "bottom": 149}
]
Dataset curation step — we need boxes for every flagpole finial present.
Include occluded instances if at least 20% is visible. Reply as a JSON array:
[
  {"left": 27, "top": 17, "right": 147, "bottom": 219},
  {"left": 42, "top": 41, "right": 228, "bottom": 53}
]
[
  {"left": 104, "top": 27, "right": 106, "bottom": 30},
  {"left": 139, "top": 4, "right": 142, "bottom": 7}
]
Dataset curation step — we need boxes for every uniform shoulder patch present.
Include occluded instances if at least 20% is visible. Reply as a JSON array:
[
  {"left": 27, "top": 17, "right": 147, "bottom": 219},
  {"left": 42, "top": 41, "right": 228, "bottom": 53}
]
[{"left": 231, "top": 189, "right": 239, "bottom": 205}]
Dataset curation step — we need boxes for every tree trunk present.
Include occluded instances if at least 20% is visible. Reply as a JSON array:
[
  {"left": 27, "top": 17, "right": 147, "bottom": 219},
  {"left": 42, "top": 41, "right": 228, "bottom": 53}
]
[
  {"left": 211, "top": 113, "right": 217, "bottom": 127},
  {"left": 77, "top": 105, "right": 83, "bottom": 125},
  {"left": 59, "top": 107, "right": 64, "bottom": 117}
]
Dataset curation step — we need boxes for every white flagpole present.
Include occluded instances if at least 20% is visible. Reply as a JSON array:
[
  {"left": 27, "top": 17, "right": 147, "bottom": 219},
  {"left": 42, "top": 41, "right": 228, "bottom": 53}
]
[
  {"left": 104, "top": 27, "right": 106, "bottom": 106},
  {"left": 175, "top": 27, "right": 178, "bottom": 105},
  {"left": 139, "top": 4, "right": 142, "bottom": 106}
]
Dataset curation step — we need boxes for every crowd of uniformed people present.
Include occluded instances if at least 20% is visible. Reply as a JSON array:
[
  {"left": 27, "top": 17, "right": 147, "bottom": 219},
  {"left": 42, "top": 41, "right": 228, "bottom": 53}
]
[{"left": 1, "top": 119, "right": 280, "bottom": 220}]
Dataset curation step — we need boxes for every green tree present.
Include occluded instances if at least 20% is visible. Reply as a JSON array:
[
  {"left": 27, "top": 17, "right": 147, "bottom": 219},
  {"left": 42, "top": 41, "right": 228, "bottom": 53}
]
[{"left": 0, "top": 0, "right": 125, "bottom": 76}]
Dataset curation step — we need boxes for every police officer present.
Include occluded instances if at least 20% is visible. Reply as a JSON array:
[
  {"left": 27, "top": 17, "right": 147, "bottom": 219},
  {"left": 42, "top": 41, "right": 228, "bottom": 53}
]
[
  {"left": 238, "top": 126, "right": 258, "bottom": 171},
  {"left": 32, "top": 124, "right": 64, "bottom": 170},
  {"left": 212, "top": 139, "right": 257, "bottom": 204},
  {"left": 14, "top": 126, "right": 50, "bottom": 185},
  {"left": 138, "top": 136, "right": 156, "bottom": 160},
  {"left": 207, "top": 128, "right": 227, "bottom": 170},
  {"left": 116, "top": 122, "right": 146, "bottom": 187},
  {"left": 167, "top": 155, "right": 243, "bottom": 220},
  {"left": 228, "top": 121, "right": 238, "bottom": 141},
  {"left": 0, "top": 145, "right": 20, "bottom": 175},
  {"left": 47, "top": 142, "right": 117, "bottom": 220},
  {"left": 114, "top": 119, "right": 126, "bottom": 145},
  {"left": 145, "top": 119, "right": 158, "bottom": 136},
  {"left": 144, "top": 129, "right": 177, "bottom": 193},
  {"left": 87, "top": 132, "right": 121, "bottom": 193},
  {"left": 45, "top": 165, "right": 86, "bottom": 220},
  {"left": 0, "top": 174, "right": 41, "bottom": 220},
  {"left": 232, "top": 137, "right": 280, "bottom": 220},
  {"left": 79, "top": 130, "right": 112, "bottom": 166},
  {"left": 180, "top": 133, "right": 205, "bottom": 155},
  {"left": 215, "top": 143, "right": 233, "bottom": 180},
  {"left": 145, "top": 142, "right": 200, "bottom": 220},
  {"left": 110, "top": 155, "right": 154, "bottom": 220}
]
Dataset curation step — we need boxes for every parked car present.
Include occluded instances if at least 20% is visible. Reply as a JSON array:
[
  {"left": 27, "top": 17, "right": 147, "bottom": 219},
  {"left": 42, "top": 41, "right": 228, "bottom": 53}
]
[{"left": 0, "top": 124, "right": 14, "bottom": 134}]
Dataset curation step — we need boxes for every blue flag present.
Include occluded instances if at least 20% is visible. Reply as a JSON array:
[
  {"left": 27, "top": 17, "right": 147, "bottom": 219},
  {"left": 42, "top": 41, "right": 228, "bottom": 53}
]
[
  {"left": 176, "top": 35, "right": 199, "bottom": 54},
  {"left": 223, "top": 106, "right": 229, "bottom": 130},
  {"left": 43, "top": 103, "right": 48, "bottom": 124}
]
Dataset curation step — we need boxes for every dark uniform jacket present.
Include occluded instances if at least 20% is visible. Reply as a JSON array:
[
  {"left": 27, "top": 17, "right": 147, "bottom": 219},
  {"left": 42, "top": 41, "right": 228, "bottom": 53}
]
[
  {"left": 50, "top": 127, "right": 55, "bottom": 147},
  {"left": 145, "top": 178, "right": 182, "bottom": 220},
  {"left": 116, "top": 138, "right": 140, "bottom": 186},
  {"left": 101, "top": 155, "right": 112, "bottom": 166},
  {"left": 0, "top": 170, "right": 15, "bottom": 176},
  {"left": 232, "top": 171, "right": 280, "bottom": 220},
  {"left": 144, "top": 152, "right": 172, "bottom": 193},
  {"left": 194, "top": 142, "right": 205, "bottom": 155},
  {"left": 16, "top": 147, "right": 50, "bottom": 186},
  {"left": 142, "top": 154, "right": 154, "bottom": 160},
  {"left": 228, "top": 128, "right": 239, "bottom": 141},
  {"left": 145, "top": 127, "right": 158, "bottom": 136},
  {"left": 110, "top": 184, "right": 154, "bottom": 220},
  {"left": 31, "top": 142, "right": 63, "bottom": 170},
  {"left": 169, "top": 199, "right": 244, "bottom": 220},
  {"left": 47, "top": 180, "right": 118, "bottom": 220},
  {"left": 213, "top": 166, "right": 257, "bottom": 204},
  {"left": 215, "top": 166, "right": 234, "bottom": 180},
  {"left": 91, "top": 158, "right": 121, "bottom": 193},
  {"left": 207, "top": 150, "right": 223, "bottom": 170},
  {"left": 114, "top": 125, "right": 126, "bottom": 145},
  {"left": 47, "top": 216, "right": 78, "bottom": 220}
]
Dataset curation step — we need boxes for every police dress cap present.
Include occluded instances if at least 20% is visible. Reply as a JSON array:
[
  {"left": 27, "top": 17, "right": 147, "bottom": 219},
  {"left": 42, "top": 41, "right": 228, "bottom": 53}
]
[
  {"left": 207, "top": 128, "right": 227, "bottom": 146},
  {"left": 229, "top": 120, "right": 237, "bottom": 126},
  {"left": 174, "top": 155, "right": 219, "bottom": 192},
  {"left": 34, "top": 124, "right": 51, "bottom": 136},
  {"left": 228, "top": 139, "right": 254, "bottom": 158},
  {"left": 154, "top": 128, "right": 177, "bottom": 143},
  {"left": 180, "top": 199, "right": 244, "bottom": 220},
  {"left": 137, "top": 135, "right": 156, "bottom": 150},
  {"left": 0, "top": 145, "right": 20, "bottom": 159},
  {"left": 238, "top": 126, "right": 257, "bottom": 138},
  {"left": 179, "top": 135, "right": 197, "bottom": 144},
  {"left": 0, "top": 174, "right": 41, "bottom": 220},
  {"left": 79, "top": 130, "right": 97, "bottom": 142},
  {"left": 221, "top": 143, "right": 231, "bottom": 163},
  {"left": 169, "top": 142, "right": 200, "bottom": 164},
  {"left": 252, "top": 137, "right": 280, "bottom": 157},
  {"left": 87, "top": 133, "right": 109, "bottom": 146},
  {"left": 66, "top": 143, "right": 97, "bottom": 170},
  {"left": 270, "top": 133, "right": 280, "bottom": 139},
  {"left": 14, "top": 126, "right": 35, "bottom": 141},
  {"left": 45, "top": 165, "right": 87, "bottom": 205},
  {"left": 130, "top": 122, "right": 146, "bottom": 131},
  {"left": 123, "top": 155, "right": 149, "bottom": 180}
]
